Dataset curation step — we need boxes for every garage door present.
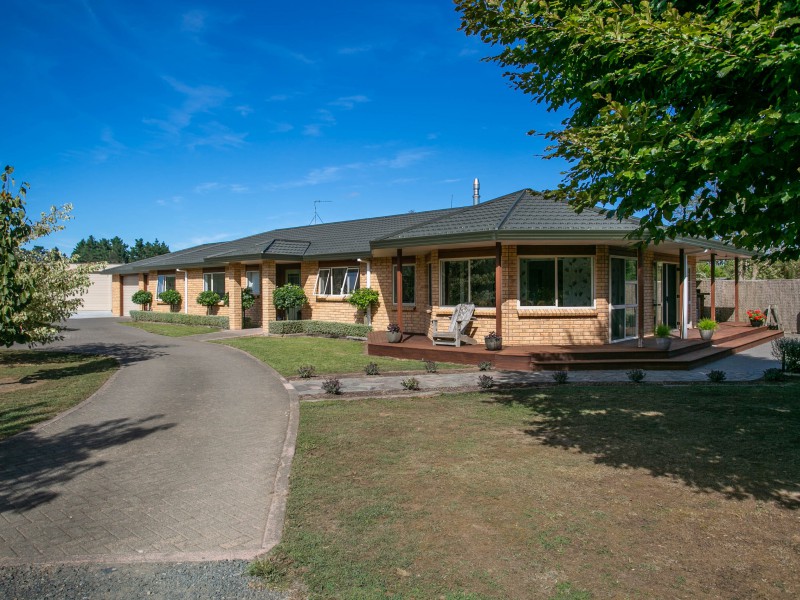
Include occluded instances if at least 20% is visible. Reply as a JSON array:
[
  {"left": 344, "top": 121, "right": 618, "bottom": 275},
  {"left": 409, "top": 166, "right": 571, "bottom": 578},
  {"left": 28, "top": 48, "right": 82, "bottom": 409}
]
[
  {"left": 122, "top": 276, "right": 139, "bottom": 316},
  {"left": 77, "top": 273, "right": 113, "bottom": 312}
]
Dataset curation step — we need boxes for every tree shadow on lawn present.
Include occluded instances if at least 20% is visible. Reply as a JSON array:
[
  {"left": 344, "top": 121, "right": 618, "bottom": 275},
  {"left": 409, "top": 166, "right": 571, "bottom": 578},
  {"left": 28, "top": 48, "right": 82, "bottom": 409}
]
[
  {"left": 0, "top": 415, "right": 175, "bottom": 512},
  {"left": 488, "top": 384, "right": 800, "bottom": 509}
]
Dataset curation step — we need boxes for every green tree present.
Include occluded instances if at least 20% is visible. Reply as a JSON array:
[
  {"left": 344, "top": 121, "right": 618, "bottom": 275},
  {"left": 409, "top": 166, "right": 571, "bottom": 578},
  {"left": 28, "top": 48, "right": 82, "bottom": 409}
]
[
  {"left": 1, "top": 166, "right": 99, "bottom": 346},
  {"left": 457, "top": 0, "right": 800, "bottom": 260},
  {"left": 129, "top": 238, "right": 170, "bottom": 262},
  {"left": 71, "top": 236, "right": 169, "bottom": 263}
]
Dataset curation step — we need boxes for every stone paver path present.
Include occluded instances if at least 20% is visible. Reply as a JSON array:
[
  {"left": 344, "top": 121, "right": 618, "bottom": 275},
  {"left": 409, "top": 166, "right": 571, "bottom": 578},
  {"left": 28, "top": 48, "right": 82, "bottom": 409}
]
[{"left": 0, "top": 318, "right": 292, "bottom": 565}]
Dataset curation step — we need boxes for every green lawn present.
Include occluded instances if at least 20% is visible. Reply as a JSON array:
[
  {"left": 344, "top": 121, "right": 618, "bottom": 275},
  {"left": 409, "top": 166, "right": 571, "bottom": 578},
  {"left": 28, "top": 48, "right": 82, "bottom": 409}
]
[
  {"left": 220, "top": 336, "right": 468, "bottom": 377},
  {"left": 0, "top": 351, "right": 118, "bottom": 439},
  {"left": 251, "top": 382, "right": 800, "bottom": 599},
  {"left": 120, "top": 321, "right": 222, "bottom": 337}
]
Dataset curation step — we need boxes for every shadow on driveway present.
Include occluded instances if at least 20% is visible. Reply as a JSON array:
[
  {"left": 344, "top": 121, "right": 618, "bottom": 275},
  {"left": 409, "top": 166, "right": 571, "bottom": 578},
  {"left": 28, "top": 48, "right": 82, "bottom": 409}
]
[{"left": 0, "top": 415, "right": 175, "bottom": 512}]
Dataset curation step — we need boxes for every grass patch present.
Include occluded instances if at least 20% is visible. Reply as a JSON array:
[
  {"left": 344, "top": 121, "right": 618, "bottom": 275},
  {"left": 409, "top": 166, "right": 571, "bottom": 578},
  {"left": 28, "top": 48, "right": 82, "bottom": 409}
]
[
  {"left": 0, "top": 351, "right": 118, "bottom": 439},
  {"left": 220, "top": 336, "right": 468, "bottom": 377},
  {"left": 254, "top": 382, "right": 800, "bottom": 599},
  {"left": 120, "top": 321, "right": 222, "bottom": 337}
]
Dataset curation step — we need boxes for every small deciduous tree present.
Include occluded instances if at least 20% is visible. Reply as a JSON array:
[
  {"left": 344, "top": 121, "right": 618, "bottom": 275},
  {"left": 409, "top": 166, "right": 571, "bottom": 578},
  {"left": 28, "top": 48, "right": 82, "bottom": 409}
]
[
  {"left": 273, "top": 284, "right": 308, "bottom": 319},
  {"left": 196, "top": 290, "right": 221, "bottom": 315},
  {"left": 158, "top": 289, "right": 182, "bottom": 311},
  {"left": 347, "top": 287, "right": 379, "bottom": 325},
  {"left": 131, "top": 290, "right": 153, "bottom": 311}
]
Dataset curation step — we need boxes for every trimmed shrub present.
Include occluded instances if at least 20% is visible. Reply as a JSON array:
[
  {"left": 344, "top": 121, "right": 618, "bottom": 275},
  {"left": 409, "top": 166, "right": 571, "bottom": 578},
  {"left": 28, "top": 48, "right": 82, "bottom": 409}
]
[
  {"left": 322, "top": 378, "right": 341, "bottom": 395},
  {"left": 131, "top": 290, "right": 153, "bottom": 309},
  {"left": 707, "top": 370, "right": 727, "bottom": 383},
  {"left": 268, "top": 320, "right": 372, "bottom": 338},
  {"left": 273, "top": 284, "right": 308, "bottom": 311},
  {"left": 196, "top": 290, "right": 221, "bottom": 314},
  {"left": 627, "top": 368, "right": 645, "bottom": 383},
  {"left": 478, "top": 374, "right": 494, "bottom": 389},
  {"left": 364, "top": 362, "right": 380, "bottom": 376},
  {"left": 478, "top": 361, "right": 492, "bottom": 371},
  {"left": 129, "top": 310, "right": 229, "bottom": 328},
  {"left": 347, "top": 287, "right": 379, "bottom": 313},
  {"left": 552, "top": 370, "right": 569, "bottom": 384},
  {"left": 297, "top": 365, "right": 316, "bottom": 379},
  {"left": 158, "top": 289, "right": 182, "bottom": 307},
  {"left": 772, "top": 338, "right": 800, "bottom": 373},
  {"left": 764, "top": 368, "right": 784, "bottom": 382},
  {"left": 423, "top": 360, "right": 438, "bottom": 373},
  {"left": 401, "top": 377, "right": 420, "bottom": 391}
]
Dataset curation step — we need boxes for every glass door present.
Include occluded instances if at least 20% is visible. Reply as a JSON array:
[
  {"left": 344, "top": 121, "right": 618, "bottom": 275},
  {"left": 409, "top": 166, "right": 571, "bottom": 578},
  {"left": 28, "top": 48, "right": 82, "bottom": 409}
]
[
  {"left": 286, "top": 269, "right": 301, "bottom": 320},
  {"left": 610, "top": 257, "right": 638, "bottom": 342}
]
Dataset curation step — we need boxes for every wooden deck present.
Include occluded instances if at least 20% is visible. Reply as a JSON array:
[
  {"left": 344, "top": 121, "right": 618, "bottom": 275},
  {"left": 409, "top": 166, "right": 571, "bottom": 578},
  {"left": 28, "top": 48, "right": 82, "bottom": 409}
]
[{"left": 367, "top": 322, "right": 784, "bottom": 371}]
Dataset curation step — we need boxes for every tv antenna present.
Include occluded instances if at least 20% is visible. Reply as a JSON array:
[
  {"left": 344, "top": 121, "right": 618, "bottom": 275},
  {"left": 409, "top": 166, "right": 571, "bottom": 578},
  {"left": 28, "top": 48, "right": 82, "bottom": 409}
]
[{"left": 310, "top": 199, "right": 332, "bottom": 225}]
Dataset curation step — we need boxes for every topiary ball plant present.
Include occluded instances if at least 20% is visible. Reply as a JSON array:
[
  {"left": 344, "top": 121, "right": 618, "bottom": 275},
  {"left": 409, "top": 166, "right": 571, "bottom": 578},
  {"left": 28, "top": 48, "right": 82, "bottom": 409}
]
[
  {"left": 347, "top": 287, "right": 380, "bottom": 325},
  {"left": 158, "top": 289, "right": 182, "bottom": 311},
  {"left": 131, "top": 290, "right": 153, "bottom": 311},
  {"left": 273, "top": 284, "right": 308, "bottom": 319},
  {"left": 197, "top": 290, "right": 221, "bottom": 315}
]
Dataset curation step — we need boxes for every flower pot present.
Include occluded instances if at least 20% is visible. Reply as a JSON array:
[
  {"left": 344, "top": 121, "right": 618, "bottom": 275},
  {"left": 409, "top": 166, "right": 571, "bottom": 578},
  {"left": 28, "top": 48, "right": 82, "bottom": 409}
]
[
  {"left": 699, "top": 329, "right": 714, "bottom": 341},
  {"left": 655, "top": 337, "right": 672, "bottom": 351},
  {"left": 750, "top": 319, "right": 764, "bottom": 327},
  {"left": 484, "top": 337, "right": 503, "bottom": 351},
  {"left": 386, "top": 331, "right": 402, "bottom": 343}
]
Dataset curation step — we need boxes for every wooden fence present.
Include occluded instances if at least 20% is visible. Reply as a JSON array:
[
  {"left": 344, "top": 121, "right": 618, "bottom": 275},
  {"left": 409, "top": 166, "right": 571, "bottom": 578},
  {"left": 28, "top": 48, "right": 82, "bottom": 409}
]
[{"left": 697, "top": 279, "right": 800, "bottom": 333}]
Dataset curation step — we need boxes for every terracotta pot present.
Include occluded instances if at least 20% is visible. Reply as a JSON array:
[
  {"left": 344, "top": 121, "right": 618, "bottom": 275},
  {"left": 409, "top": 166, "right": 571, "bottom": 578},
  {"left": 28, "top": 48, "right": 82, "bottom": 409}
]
[
  {"left": 387, "top": 331, "right": 402, "bottom": 343},
  {"left": 699, "top": 329, "right": 714, "bottom": 341},
  {"left": 485, "top": 337, "right": 503, "bottom": 351}
]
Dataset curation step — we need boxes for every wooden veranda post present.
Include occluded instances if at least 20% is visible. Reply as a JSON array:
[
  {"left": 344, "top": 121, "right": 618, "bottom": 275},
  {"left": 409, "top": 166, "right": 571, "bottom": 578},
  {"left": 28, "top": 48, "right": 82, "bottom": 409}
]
[
  {"left": 734, "top": 257, "right": 740, "bottom": 322},
  {"left": 710, "top": 254, "right": 717, "bottom": 321},
  {"left": 678, "top": 249, "right": 686, "bottom": 339},
  {"left": 395, "top": 248, "right": 403, "bottom": 336},
  {"left": 495, "top": 242, "right": 502, "bottom": 338},
  {"left": 637, "top": 245, "right": 645, "bottom": 347}
]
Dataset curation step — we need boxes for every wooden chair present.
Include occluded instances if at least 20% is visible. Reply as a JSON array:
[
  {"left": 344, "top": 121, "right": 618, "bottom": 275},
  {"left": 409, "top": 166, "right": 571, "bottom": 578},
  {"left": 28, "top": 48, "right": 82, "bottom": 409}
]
[{"left": 431, "top": 303, "right": 476, "bottom": 347}]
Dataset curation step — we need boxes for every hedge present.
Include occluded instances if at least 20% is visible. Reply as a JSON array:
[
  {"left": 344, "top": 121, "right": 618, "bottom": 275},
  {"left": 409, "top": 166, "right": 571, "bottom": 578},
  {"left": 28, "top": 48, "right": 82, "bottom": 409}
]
[
  {"left": 268, "top": 320, "right": 372, "bottom": 338},
  {"left": 129, "top": 310, "right": 229, "bottom": 329}
]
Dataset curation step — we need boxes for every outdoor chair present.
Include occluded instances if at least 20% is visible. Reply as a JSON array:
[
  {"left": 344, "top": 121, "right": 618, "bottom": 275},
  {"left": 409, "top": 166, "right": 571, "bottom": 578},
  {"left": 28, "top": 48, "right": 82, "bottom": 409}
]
[{"left": 431, "top": 303, "right": 476, "bottom": 347}]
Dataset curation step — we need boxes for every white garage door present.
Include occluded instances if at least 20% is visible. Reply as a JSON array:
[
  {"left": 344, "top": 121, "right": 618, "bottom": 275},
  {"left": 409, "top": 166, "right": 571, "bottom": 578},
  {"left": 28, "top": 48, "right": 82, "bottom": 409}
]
[
  {"left": 77, "top": 273, "right": 113, "bottom": 312},
  {"left": 122, "top": 276, "right": 139, "bottom": 316}
]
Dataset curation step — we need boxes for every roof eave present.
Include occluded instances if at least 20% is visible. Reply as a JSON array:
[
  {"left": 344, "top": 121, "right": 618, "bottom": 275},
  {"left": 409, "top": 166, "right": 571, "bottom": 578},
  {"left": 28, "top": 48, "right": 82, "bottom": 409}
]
[{"left": 370, "top": 229, "right": 639, "bottom": 249}]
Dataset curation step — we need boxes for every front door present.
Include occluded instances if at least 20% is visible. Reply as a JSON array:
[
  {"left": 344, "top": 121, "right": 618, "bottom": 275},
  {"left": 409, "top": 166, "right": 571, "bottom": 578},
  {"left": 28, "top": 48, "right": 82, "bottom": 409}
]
[
  {"left": 610, "top": 256, "right": 638, "bottom": 342},
  {"left": 654, "top": 262, "right": 678, "bottom": 329},
  {"left": 285, "top": 269, "right": 301, "bottom": 320}
]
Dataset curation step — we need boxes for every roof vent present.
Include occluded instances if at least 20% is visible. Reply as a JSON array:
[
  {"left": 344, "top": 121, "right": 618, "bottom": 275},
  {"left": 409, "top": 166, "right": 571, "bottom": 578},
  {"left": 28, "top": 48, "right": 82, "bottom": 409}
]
[{"left": 473, "top": 178, "right": 480, "bottom": 205}]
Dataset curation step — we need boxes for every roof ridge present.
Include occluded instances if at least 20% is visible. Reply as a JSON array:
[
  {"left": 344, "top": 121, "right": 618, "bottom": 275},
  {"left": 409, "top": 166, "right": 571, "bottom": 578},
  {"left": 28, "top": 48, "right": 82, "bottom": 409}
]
[{"left": 495, "top": 190, "right": 529, "bottom": 230}]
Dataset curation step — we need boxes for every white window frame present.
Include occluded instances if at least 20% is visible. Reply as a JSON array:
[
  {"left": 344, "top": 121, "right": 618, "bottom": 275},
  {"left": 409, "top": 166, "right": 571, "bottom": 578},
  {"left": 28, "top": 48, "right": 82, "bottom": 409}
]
[
  {"left": 245, "top": 270, "right": 261, "bottom": 295},
  {"left": 517, "top": 255, "right": 596, "bottom": 309},
  {"left": 609, "top": 255, "right": 639, "bottom": 342},
  {"left": 439, "top": 257, "right": 496, "bottom": 308},
  {"left": 392, "top": 263, "right": 416, "bottom": 306},
  {"left": 156, "top": 274, "right": 176, "bottom": 295},
  {"left": 203, "top": 272, "right": 226, "bottom": 295},
  {"left": 316, "top": 267, "right": 360, "bottom": 296}
]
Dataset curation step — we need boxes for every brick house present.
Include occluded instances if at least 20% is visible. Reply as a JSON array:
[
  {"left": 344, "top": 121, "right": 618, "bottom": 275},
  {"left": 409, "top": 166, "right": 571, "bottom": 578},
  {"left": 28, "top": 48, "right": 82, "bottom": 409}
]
[{"left": 105, "top": 189, "right": 750, "bottom": 346}]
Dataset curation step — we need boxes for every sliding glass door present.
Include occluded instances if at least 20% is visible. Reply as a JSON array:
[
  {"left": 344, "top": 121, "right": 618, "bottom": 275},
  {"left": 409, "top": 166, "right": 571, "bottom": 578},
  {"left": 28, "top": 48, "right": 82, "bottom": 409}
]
[{"left": 610, "top": 257, "right": 638, "bottom": 342}]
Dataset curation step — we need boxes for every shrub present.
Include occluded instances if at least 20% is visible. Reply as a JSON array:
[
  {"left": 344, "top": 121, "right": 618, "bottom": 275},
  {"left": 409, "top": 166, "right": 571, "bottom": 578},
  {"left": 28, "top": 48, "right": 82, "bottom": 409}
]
[
  {"left": 478, "top": 374, "right": 494, "bottom": 389},
  {"left": 158, "top": 289, "right": 182, "bottom": 307},
  {"left": 401, "top": 377, "right": 420, "bottom": 391},
  {"left": 772, "top": 338, "right": 800, "bottom": 373},
  {"left": 707, "top": 369, "right": 727, "bottom": 383},
  {"left": 552, "top": 370, "right": 569, "bottom": 384},
  {"left": 627, "top": 368, "right": 645, "bottom": 383},
  {"left": 423, "top": 360, "right": 438, "bottom": 373},
  {"left": 347, "top": 288, "right": 379, "bottom": 312},
  {"left": 654, "top": 324, "right": 671, "bottom": 338},
  {"left": 129, "top": 310, "right": 228, "bottom": 328},
  {"left": 242, "top": 287, "right": 256, "bottom": 311},
  {"left": 478, "top": 361, "right": 492, "bottom": 371},
  {"left": 297, "top": 365, "right": 316, "bottom": 379},
  {"left": 364, "top": 362, "right": 380, "bottom": 376},
  {"left": 322, "top": 377, "right": 341, "bottom": 394},
  {"left": 131, "top": 290, "right": 152, "bottom": 309},
  {"left": 763, "top": 368, "right": 784, "bottom": 382},
  {"left": 273, "top": 284, "right": 308, "bottom": 312},
  {"left": 268, "top": 320, "right": 372, "bottom": 338},
  {"left": 196, "top": 290, "right": 221, "bottom": 314},
  {"left": 697, "top": 318, "right": 719, "bottom": 331}
]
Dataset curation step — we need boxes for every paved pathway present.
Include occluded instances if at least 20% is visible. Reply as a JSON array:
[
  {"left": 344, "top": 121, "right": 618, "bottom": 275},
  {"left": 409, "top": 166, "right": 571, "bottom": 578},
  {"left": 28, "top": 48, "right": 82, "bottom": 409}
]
[
  {"left": 291, "top": 339, "right": 784, "bottom": 396},
  {"left": 0, "top": 318, "right": 295, "bottom": 566}
]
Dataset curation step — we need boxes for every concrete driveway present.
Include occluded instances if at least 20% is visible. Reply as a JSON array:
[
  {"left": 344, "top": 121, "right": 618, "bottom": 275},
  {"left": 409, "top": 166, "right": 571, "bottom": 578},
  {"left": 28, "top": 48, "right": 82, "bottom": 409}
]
[{"left": 0, "top": 318, "right": 296, "bottom": 565}]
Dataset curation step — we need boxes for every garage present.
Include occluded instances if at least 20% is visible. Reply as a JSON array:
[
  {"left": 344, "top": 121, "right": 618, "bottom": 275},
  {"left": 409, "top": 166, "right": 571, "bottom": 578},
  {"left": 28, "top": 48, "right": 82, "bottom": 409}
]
[{"left": 122, "top": 275, "right": 139, "bottom": 316}]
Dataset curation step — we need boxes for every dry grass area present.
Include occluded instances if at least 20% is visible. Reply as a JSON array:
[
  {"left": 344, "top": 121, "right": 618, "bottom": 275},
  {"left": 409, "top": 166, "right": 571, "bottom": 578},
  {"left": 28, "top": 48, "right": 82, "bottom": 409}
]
[{"left": 253, "top": 382, "right": 800, "bottom": 599}]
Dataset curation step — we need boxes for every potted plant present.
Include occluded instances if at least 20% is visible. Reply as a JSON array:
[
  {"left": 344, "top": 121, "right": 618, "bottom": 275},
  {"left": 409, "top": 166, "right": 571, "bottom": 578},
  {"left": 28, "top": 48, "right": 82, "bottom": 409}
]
[
  {"left": 196, "top": 290, "right": 221, "bottom": 315},
  {"left": 747, "top": 309, "right": 766, "bottom": 327},
  {"left": 158, "top": 289, "right": 182, "bottom": 312},
  {"left": 654, "top": 323, "right": 672, "bottom": 350},
  {"left": 273, "top": 283, "right": 308, "bottom": 320},
  {"left": 347, "top": 287, "right": 380, "bottom": 325},
  {"left": 484, "top": 330, "right": 502, "bottom": 351},
  {"left": 697, "top": 317, "right": 719, "bottom": 341},
  {"left": 131, "top": 290, "right": 153, "bottom": 311},
  {"left": 386, "top": 323, "right": 402, "bottom": 343}
]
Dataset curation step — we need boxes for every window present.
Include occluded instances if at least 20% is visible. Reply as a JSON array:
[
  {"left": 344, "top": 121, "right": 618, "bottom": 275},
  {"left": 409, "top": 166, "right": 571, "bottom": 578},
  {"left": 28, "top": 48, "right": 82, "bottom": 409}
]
[
  {"left": 519, "top": 257, "right": 594, "bottom": 308},
  {"left": 392, "top": 264, "right": 416, "bottom": 305},
  {"left": 440, "top": 258, "right": 495, "bottom": 307},
  {"left": 246, "top": 270, "right": 260, "bottom": 295},
  {"left": 156, "top": 274, "right": 176, "bottom": 295},
  {"left": 316, "top": 267, "right": 359, "bottom": 295},
  {"left": 203, "top": 272, "right": 226, "bottom": 295}
]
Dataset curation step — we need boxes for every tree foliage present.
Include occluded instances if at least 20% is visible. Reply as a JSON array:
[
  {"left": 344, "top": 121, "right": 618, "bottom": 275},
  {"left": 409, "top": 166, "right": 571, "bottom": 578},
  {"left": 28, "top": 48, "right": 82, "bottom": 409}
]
[
  {"left": 457, "top": 0, "right": 800, "bottom": 260},
  {"left": 273, "top": 284, "right": 308, "bottom": 311},
  {"left": 71, "top": 236, "right": 169, "bottom": 263},
  {"left": 1, "top": 166, "right": 99, "bottom": 347}
]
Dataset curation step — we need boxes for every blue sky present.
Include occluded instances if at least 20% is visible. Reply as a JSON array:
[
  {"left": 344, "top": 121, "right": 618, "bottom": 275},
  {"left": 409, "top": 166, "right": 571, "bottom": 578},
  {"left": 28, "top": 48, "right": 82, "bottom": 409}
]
[{"left": 3, "top": 0, "right": 566, "bottom": 252}]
